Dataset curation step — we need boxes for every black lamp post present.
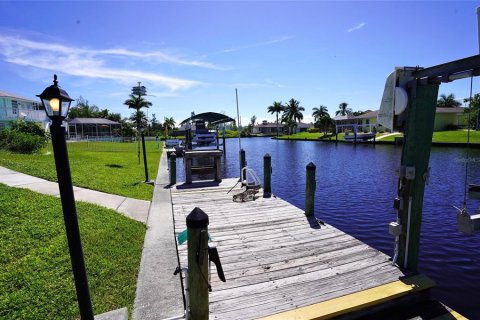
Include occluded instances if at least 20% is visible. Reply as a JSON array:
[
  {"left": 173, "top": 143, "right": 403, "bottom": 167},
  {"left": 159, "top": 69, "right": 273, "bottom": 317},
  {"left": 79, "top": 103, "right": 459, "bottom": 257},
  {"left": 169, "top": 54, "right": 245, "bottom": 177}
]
[
  {"left": 140, "top": 125, "right": 150, "bottom": 183},
  {"left": 37, "top": 75, "right": 94, "bottom": 320}
]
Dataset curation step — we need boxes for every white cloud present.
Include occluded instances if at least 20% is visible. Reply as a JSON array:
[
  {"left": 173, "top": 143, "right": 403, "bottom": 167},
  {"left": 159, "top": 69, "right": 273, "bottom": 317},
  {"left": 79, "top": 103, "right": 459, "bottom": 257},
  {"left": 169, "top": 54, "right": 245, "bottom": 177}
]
[
  {"left": 222, "top": 36, "right": 291, "bottom": 53},
  {"left": 347, "top": 22, "right": 366, "bottom": 33},
  {"left": 0, "top": 34, "right": 227, "bottom": 91}
]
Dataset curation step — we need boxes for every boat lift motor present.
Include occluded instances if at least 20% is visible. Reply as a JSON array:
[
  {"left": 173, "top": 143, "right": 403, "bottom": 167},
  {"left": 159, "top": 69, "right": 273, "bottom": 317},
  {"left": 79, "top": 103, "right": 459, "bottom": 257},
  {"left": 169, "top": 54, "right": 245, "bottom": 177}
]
[{"left": 457, "top": 208, "right": 480, "bottom": 235}]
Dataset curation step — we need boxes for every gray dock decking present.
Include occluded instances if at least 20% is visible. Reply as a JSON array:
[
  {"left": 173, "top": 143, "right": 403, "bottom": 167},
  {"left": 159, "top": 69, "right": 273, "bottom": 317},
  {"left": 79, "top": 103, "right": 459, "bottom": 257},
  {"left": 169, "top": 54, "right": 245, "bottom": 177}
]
[{"left": 171, "top": 178, "right": 406, "bottom": 320}]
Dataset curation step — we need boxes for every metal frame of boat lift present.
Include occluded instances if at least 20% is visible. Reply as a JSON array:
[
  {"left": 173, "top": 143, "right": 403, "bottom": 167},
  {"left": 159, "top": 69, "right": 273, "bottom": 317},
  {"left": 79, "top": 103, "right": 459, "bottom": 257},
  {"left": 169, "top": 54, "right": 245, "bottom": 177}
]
[{"left": 392, "top": 54, "right": 480, "bottom": 271}]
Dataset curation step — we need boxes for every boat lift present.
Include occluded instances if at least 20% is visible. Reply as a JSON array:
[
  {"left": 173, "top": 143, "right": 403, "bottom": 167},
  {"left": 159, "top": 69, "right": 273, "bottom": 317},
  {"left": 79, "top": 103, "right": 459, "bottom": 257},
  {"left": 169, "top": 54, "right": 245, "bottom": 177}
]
[{"left": 380, "top": 55, "right": 480, "bottom": 270}]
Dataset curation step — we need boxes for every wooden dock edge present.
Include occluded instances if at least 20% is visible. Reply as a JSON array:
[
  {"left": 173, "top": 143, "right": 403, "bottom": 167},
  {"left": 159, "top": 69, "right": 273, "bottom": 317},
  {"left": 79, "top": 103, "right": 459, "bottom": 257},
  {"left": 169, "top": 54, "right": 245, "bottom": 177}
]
[{"left": 257, "top": 274, "right": 439, "bottom": 320}]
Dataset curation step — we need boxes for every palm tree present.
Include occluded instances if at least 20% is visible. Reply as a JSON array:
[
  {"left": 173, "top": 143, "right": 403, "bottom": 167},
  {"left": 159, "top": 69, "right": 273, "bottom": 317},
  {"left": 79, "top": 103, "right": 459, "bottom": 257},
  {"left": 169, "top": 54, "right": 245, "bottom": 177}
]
[
  {"left": 267, "top": 101, "right": 285, "bottom": 137},
  {"left": 163, "top": 117, "right": 176, "bottom": 138},
  {"left": 312, "top": 105, "right": 331, "bottom": 135},
  {"left": 129, "top": 110, "right": 148, "bottom": 129},
  {"left": 437, "top": 93, "right": 462, "bottom": 108},
  {"left": 335, "top": 102, "right": 352, "bottom": 116},
  {"left": 283, "top": 98, "right": 305, "bottom": 134},
  {"left": 312, "top": 105, "right": 329, "bottom": 122},
  {"left": 124, "top": 94, "right": 152, "bottom": 129}
]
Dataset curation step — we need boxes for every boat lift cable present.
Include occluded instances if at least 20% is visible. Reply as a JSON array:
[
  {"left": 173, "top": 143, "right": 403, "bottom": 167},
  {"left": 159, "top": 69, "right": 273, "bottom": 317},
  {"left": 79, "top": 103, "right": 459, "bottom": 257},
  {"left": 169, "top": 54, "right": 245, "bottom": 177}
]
[{"left": 463, "top": 74, "right": 474, "bottom": 208}]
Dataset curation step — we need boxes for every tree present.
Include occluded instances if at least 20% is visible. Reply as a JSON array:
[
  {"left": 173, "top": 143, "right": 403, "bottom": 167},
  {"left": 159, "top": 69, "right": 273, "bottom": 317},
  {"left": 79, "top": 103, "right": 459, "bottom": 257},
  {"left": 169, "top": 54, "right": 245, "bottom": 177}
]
[
  {"left": 129, "top": 110, "right": 148, "bottom": 129},
  {"left": 248, "top": 115, "right": 257, "bottom": 134},
  {"left": 437, "top": 93, "right": 462, "bottom": 108},
  {"left": 312, "top": 105, "right": 331, "bottom": 135},
  {"left": 106, "top": 112, "right": 122, "bottom": 123},
  {"left": 464, "top": 93, "right": 480, "bottom": 130},
  {"left": 124, "top": 94, "right": 152, "bottom": 114},
  {"left": 352, "top": 110, "right": 366, "bottom": 116},
  {"left": 163, "top": 117, "right": 176, "bottom": 138},
  {"left": 283, "top": 98, "right": 305, "bottom": 134},
  {"left": 68, "top": 96, "right": 100, "bottom": 118},
  {"left": 151, "top": 113, "right": 162, "bottom": 134},
  {"left": 335, "top": 102, "right": 352, "bottom": 116},
  {"left": 267, "top": 101, "right": 285, "bottom": 137},
  {"left": 312, "top": 105, "right": 329, "bottom": 122}
]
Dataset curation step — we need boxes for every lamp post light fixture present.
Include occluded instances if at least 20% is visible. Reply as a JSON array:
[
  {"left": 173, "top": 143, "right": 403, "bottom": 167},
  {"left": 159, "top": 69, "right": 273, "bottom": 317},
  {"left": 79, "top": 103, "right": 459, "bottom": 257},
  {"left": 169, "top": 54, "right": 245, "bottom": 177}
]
[{"left": 37, "top": 75, "right": 94, "bottom": 320}]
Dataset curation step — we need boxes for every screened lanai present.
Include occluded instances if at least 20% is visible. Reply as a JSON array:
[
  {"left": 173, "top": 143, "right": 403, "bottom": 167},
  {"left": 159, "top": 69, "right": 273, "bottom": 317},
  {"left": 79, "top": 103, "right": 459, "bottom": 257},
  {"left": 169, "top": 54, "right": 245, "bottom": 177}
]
[{"left": 67, "top": 118, "right": 121, "bottom": 139}]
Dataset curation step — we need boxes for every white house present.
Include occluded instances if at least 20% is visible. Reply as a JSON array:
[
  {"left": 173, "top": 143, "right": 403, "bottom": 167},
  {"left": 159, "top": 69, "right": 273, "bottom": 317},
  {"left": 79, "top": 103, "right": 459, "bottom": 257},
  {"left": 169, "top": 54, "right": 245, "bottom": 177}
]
[{"left": 0, "top": 90, "right": 48, "bottom": 130}]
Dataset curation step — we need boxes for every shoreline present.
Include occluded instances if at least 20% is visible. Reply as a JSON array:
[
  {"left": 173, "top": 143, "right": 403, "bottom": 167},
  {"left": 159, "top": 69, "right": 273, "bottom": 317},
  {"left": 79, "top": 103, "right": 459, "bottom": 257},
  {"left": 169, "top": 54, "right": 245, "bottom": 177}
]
[{"left": 270, "top": 136, "right": 480, "bottom": 148}]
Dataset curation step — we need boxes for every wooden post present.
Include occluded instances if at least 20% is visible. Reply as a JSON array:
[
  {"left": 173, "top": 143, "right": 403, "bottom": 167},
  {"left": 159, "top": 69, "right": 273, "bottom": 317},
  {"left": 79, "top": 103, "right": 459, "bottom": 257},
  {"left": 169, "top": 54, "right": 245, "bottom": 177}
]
[
  {"left": 305, "top": 162, "right": 316, "bottom": 216},
  {"left": 263, "top": 153, "right": 271, "bottom": 197},
  {"left": 397, "top": 83, "right": 439, "bottom": 271},
  {"left": 186, "top": 207, "right": 209, "bottom": 320},
  {"left": 240, "top": 149, "right": 246, "bottom": 182},
  {"left": 214, "top": 155, "right": 222, "bottom": 182},
  {"left": 185, "top": 157, "right": 193, "bottom": 184},
  {"left": 216, "top": 127, "right": 220, "bottom": 150},
  {"left": 169, "top": 153, "right": 176, "bottom": 185},
  {"left": 222, "top": 135, "right": 226, "bottom": 155}
]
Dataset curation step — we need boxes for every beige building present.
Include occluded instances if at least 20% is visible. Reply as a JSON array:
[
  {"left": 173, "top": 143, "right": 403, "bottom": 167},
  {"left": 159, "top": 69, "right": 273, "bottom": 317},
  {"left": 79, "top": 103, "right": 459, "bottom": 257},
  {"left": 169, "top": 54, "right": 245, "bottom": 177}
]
[{"left": 334, "top": 108, "right": 467, "bottom": 132}]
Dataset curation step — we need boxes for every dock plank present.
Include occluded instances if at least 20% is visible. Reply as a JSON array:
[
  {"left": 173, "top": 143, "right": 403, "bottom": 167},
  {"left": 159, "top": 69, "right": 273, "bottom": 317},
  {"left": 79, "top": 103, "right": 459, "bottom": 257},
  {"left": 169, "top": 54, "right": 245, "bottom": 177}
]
[{"left": 171, "top": 178, "right": 406, "bottom": 319}]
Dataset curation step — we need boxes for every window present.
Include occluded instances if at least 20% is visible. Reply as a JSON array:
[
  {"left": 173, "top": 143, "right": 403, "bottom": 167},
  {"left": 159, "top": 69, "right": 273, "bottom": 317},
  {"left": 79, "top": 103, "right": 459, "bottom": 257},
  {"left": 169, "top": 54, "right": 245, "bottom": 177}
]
[{"left": 12, "top": 100, "right": 18, "bottom": 115}]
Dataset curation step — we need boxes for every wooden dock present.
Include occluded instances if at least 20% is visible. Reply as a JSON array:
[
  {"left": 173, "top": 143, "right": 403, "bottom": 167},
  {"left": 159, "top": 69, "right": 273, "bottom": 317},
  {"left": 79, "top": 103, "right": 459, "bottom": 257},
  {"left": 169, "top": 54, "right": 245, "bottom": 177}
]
[{"left": 169, "top": 178, "right": 461, "bottom": 319}]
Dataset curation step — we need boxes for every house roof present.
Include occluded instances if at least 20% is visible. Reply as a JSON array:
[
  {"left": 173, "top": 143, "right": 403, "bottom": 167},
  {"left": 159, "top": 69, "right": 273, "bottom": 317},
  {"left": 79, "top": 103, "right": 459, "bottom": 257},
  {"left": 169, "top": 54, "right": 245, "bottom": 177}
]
[
  {"left": 255, "top": 122, "right": 280, "bottom": 128},
  {"left": 180, "top": 112, "right": 235, "bottom": 125},
  {"left": 0, "top": 90, "right": 39, "bottom": 104},
  {"left": 68, "top": 118, "right": 120, "bottom": 125},
  {"left": 355, "top": 110, "right": 378, "bottom": 119},
  {"left": 333, "top": 114, "right": 355, "bottom": 121}
]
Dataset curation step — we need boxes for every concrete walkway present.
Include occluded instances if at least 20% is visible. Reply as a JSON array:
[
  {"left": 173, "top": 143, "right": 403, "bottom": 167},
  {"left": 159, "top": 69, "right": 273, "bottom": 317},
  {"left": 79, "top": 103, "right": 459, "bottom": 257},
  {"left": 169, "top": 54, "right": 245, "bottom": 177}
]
[
  {"left": 133, "top": 150, "right": 184, "bottom": 320},
  {"left": 0, "top": 165, "right": 150, "bottom": 224}
]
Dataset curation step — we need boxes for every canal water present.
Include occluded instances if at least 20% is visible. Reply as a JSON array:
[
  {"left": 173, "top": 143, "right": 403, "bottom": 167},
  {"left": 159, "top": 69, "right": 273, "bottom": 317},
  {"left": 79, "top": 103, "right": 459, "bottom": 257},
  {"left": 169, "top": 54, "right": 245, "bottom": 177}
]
[{"left": 174, "top": 137, "right": 480, "bottom": 318}]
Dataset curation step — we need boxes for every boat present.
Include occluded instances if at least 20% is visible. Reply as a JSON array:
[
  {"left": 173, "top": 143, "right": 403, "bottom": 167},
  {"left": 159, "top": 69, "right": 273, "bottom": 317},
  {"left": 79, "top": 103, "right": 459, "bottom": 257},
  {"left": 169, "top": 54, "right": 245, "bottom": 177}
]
[
  {"left": 191, "top": 120, "right": 217, "bottom": 149},
  {"left": 165, "top": 139, "right": 182, "bottom": 148},
  {"left": 344, "top": 132, "right": 376, "bottom": 142}
]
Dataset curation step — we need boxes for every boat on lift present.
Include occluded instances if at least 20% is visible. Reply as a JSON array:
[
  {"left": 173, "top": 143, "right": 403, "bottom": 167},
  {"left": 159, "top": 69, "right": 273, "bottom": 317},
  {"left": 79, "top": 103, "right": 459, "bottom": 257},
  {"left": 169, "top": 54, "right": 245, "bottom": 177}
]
[
  {"left": 192, "top": 120, "right": 217, "bottom": 149},
  {"left": 344, "top": 132, "right": 376, "bottom": 142}
]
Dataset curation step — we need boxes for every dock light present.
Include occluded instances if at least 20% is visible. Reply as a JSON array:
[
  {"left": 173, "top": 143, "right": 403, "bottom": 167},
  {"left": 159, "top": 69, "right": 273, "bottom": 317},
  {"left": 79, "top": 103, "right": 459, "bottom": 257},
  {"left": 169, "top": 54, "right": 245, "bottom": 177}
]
[{"left": 37, "top": 75, "right": 94, "bottom": 320}]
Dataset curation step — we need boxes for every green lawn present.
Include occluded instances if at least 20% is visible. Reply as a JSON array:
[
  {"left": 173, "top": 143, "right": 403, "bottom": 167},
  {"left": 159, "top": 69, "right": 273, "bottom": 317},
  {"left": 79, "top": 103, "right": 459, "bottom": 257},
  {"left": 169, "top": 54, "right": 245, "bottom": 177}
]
[
  {"left": 375, "top": 130, "right": 480, "bottom": 143},
  {"left": 0, "top": 141, "right": 162, "bottom": 200},
  {"left": 0, "top": 184, "right": 146, "bottom": 319},
  {"left": 277, "top": 130, "right": 480, "bottom": 144}
]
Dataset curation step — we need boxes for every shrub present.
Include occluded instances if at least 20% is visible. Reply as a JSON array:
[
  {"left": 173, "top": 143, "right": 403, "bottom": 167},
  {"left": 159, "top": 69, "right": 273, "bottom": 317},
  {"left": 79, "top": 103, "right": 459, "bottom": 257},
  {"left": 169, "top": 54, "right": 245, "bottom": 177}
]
[
  {"left": 445, "top": 124, "right": 460, "bottom": 131},
  {"left": 307, "top": 128, "right": 320, "bottom": 133},
  {"left": 0, "top": 129, "right": 47, "bottom": 153},
  {"left": 11, "top": 119, "right": 48, "bottom": 139}
]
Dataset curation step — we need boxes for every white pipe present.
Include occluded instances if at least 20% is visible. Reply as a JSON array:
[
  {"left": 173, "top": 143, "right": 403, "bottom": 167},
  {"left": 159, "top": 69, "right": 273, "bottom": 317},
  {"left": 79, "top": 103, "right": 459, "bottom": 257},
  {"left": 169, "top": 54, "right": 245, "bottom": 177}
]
[{"left": 403, "top": 196, "right": 413, "bottom": 269}]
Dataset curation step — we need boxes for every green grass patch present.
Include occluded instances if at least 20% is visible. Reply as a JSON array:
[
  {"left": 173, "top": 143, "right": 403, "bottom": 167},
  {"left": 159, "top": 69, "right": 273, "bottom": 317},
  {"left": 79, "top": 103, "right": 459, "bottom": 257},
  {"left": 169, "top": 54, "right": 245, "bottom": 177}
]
[
  {"left": 374, "top": 130, "right": 480, "bottom": 143},
  {"left": 432, "top": 130, "right": 480, "bottom": 143},
  {"left": 276, "top": 132, "right": 325, "bottom": 140},
  {"left": 0, "top": 184, "right": 146, "bottom": 319},
  {"left": 0, "top": 141, "right": 162, "bottom": 200}
]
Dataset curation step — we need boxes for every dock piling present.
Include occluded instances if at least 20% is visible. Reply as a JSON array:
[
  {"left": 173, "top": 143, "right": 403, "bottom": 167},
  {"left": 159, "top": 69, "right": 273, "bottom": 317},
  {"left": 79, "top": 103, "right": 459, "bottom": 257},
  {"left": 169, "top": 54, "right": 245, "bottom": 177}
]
[
  {"left": 263, "top": 153, "right": 272, "bottom": 197},
  {"left": 187, "top": 207, "right": 209, "bottom": 320},
  {"left": 305, "top": 162, "right": 316, "bottom": 216},
  {"left": 240, "top": 149, "right": 246, "bottom": 182},
  {"left": 169, "top": 153, "right": 176, "bottom": 185}
]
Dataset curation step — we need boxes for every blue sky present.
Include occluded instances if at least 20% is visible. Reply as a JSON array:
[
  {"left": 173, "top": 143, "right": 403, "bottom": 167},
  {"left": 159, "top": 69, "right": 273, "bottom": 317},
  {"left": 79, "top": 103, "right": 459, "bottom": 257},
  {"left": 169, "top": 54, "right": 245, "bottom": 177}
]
[{"left": 0, "top": 1, "right": 479, "bottom": 125}]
